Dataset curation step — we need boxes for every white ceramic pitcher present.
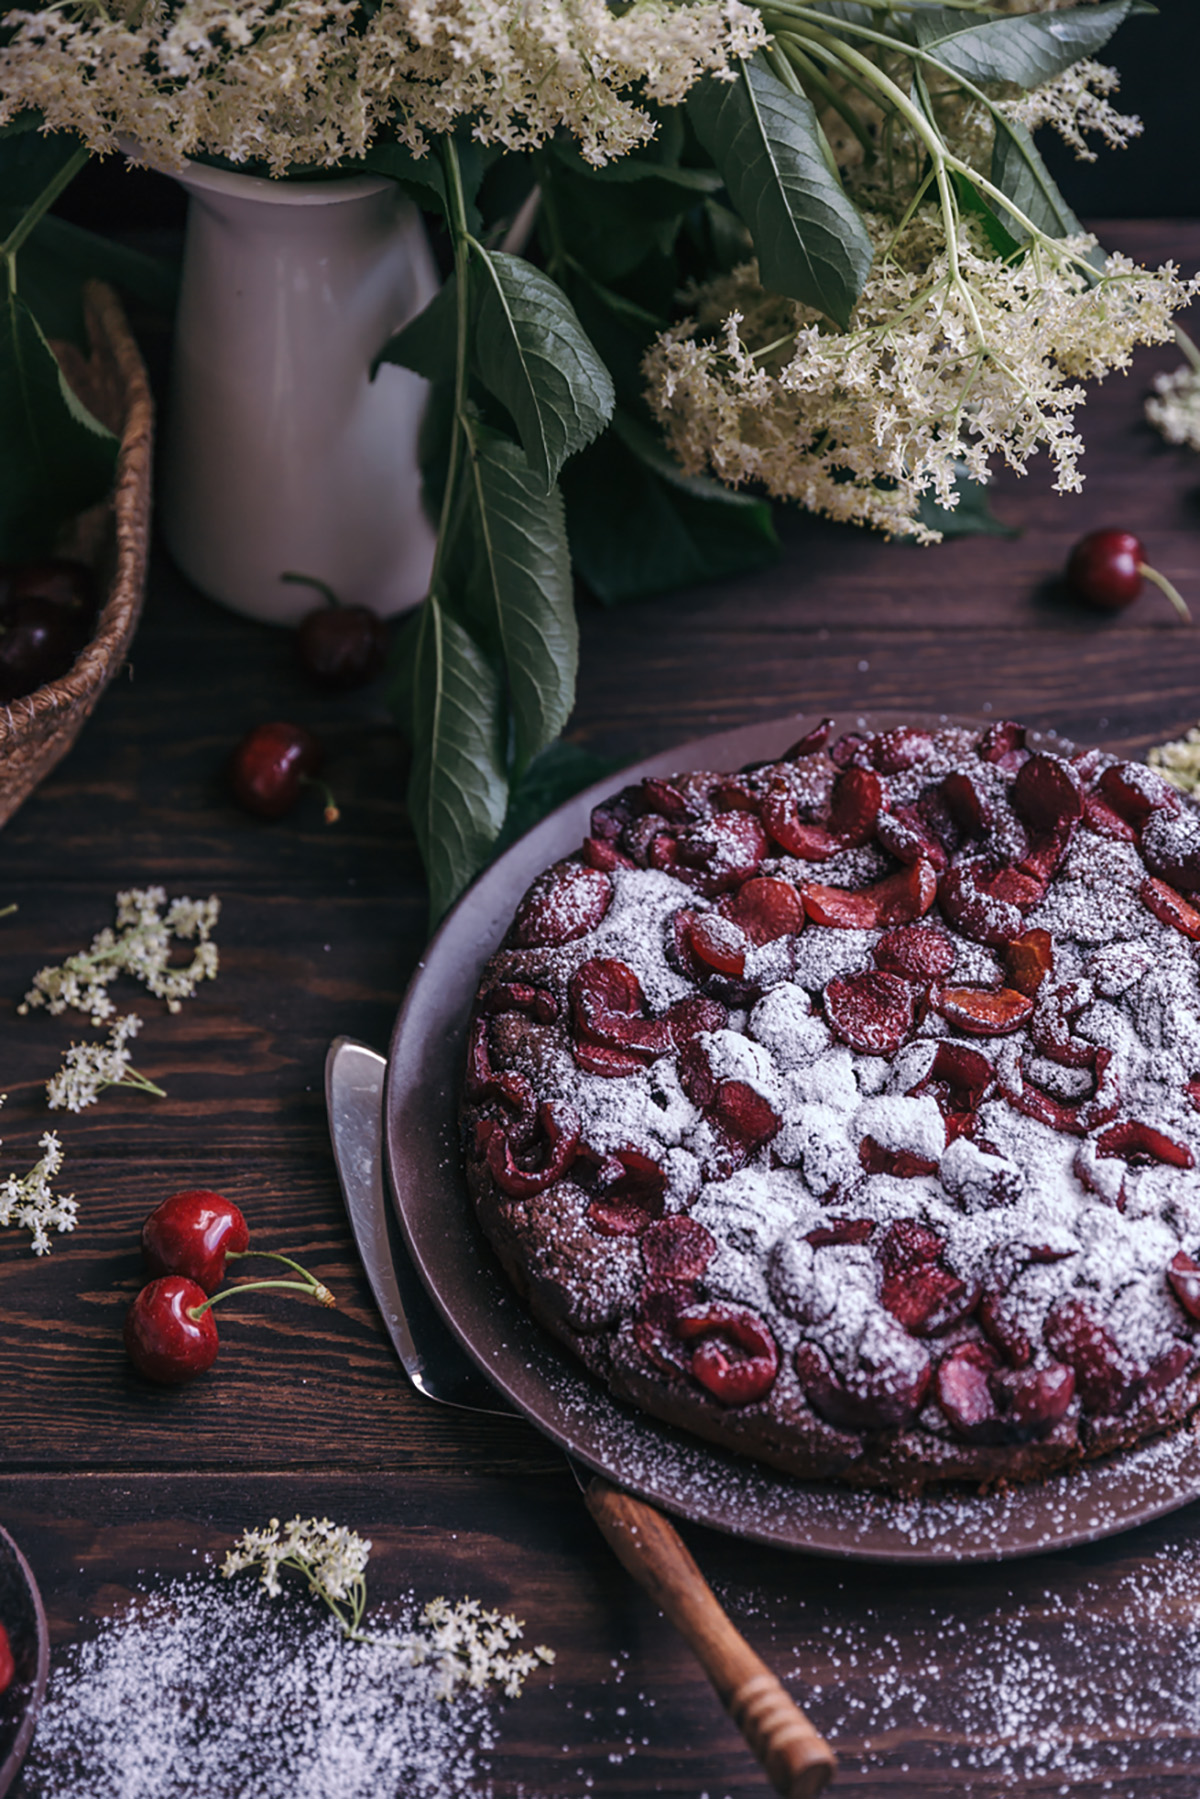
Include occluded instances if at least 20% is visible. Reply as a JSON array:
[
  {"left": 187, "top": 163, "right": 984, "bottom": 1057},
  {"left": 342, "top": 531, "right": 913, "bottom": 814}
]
[{"left": 160, "top": 162, "right": 438, "bottom": 625}]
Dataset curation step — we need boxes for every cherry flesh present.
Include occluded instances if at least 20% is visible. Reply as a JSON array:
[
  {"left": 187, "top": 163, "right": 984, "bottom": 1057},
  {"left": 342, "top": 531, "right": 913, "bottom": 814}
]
[
  {"left": 141, "top": 1190, "right": 249, "bottom": 1294},
  {"left": 1066, "top": 530, "right": 1190, "bottom": 622},
  {"left": 230, "top": 721, "right": 334, "bottom": 820},
  {"left": 124, "top": 1276, "right": 219, "bottom": 1384},
  {"left": 0, "top": 1624, "right": 13, "bottom": 1695}
]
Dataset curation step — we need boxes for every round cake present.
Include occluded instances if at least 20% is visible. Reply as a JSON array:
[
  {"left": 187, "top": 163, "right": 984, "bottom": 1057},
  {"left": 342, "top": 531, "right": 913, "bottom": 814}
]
[{"left": 462, "top": 718, "right": 1200, "bottom": 1493}]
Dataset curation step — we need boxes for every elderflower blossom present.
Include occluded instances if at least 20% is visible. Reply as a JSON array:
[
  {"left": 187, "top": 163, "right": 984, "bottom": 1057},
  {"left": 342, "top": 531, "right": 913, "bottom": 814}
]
[
  {"left": 0, "top": 1119, "right": 76, "bottom": 1254},
  {"left": 644, "top": 212, "right": 1198, "bottom": 543},
  {"left": 996, "top": 60, "right": 1142, "bottom": 162},
  {"left": 20, "top": 887, "right": 220, "bottom": 1024},
  {"left": 46, "top": 1014, "right": 167, "bottom": 1113},
  {"left": 1146, "top": 364, "right": 1200, "bottom": 453},
  {"left": 222, "top": 1518, "right": 554, "bottom": 1695},
  {"left": 1149, "top": 726, "right": 1200, "bottom": 798},
  {"left": 411, "top": 1595, "right": 555, "bottom": 1700},
  {"left": 223, "top": 1516, "right": 372, "bottom": 1610},
  {"left": 0, "top": 0, "right": 765, "bottom": 175}
]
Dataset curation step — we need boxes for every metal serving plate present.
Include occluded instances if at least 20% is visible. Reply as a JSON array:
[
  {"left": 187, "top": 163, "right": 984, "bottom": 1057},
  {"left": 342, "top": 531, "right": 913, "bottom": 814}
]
[{"left": 384, "top": 710, "right": 1200, "bottom": 1563}]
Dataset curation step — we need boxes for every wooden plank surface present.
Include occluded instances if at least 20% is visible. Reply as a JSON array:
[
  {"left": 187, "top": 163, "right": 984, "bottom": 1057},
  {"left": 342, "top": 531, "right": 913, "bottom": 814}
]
[{"left": 2, "top": 219, "right": 1200, "bottom": 1795}]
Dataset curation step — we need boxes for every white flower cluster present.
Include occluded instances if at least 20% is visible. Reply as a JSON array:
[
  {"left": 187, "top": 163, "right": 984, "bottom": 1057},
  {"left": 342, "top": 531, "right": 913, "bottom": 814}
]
[
  {"left": 1146, "top": 363, "right": 1200, "bottom": 454},
  {"left": 221, "top": 1517, "right": 554, "bottom": 1697},
  {"left": 410, "top": 1595, "right": 556, "bottom": 1701},
  {"left": 997, "top": 60, "right": 1142, "bottom": 163},
  {"left": 222, "top": 1515, "right": 372, "bottom": 1606},
  {"left": 644, "top": 213, "right": 1198, "bottom": 542},
  {"left": 20, "top": 887, "right": 220, "bottom": 1024},
  {"left": 46, "top": 1014, "right": 166, "bottom": 1113},
  {"left": 0, "top": 1121, "right": 76, "bottom": 1255},
  {"left": 0, "top": 0, "right": 765, "bottom": 174},
  {"left": 1149, "top": 724, "right": 1200, "bottom": 797}
]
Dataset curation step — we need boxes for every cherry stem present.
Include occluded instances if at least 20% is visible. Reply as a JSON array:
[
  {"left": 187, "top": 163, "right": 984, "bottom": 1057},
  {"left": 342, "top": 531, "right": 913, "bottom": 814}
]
[
  {"left": 299, "top": 773, "right": 340, "bottom": 825},
  {"left": 1138, "top": 561, "right": 1192, "bottom": 624},
  {"left": 0, "top": 904, "right": 15, "bottom": 920},
  {"left": 281, "top": 570, "right": 341, "bottom": 609},
  {"left": 226, "top": 1249, "right": 328, "bottom": 1284},
  {"left": 188, "top": 1275, "right": 337, "bottom": 1320}
]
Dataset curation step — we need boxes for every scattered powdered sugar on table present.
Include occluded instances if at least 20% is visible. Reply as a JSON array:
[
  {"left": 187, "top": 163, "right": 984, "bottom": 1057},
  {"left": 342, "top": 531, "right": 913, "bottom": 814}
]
[
  {"left": 749, "top": 1534, "right": 1200, "bottom": 1792},
  {"left": 21, "top": 1578, "right": 518, "bottom": 1799}
]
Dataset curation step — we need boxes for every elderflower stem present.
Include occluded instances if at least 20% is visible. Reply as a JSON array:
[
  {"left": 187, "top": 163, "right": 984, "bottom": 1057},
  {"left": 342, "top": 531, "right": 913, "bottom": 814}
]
[
  {"left": 1175, "top": 325, "right": 1200, "bottom": 376},
  {"left": 770, "top": 4, "right": 1108, "bottom": 281}
]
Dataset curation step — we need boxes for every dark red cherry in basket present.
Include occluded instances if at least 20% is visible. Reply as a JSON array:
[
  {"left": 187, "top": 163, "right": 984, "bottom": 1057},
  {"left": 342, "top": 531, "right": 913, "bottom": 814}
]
[
  {"left": 141, "top": 1190, "right": 249, "bottom": 1294},
  {"left": 1, "top": 557, "right": 97, "bottom": 626},
  {"left": 230, "top": 721, "right": 337, "bottom": 822},
  {"left": 124, "top": 1276, "right": 220, "bottom": 1385},
  {"left": 284, "top": 572, "right": 388, "bottom": 690},
  {"left": 1065, "top": 530, "right": 1190, "bottom": 622},
  {"left": 0, "top": 597, "right": 84, "bottom": 701}
]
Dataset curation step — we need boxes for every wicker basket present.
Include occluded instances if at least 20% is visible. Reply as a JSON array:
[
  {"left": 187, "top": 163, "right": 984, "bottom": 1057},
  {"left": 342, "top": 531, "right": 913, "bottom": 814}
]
[{"left": 0, "top": 279, "right": 153, "bottom": 828}]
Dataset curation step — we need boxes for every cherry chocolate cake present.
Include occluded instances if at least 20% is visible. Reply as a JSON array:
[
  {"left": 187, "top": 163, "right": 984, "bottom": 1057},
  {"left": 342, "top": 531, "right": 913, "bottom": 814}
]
[{"left": 462, "top": 719, "right": 1200, "bottom": 1493}]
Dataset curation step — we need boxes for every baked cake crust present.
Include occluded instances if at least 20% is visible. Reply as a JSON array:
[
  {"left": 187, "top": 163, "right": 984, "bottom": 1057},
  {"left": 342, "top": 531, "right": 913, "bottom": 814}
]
[{"left": 462, "top": 720, "right": 1200, "bottom": 1493}]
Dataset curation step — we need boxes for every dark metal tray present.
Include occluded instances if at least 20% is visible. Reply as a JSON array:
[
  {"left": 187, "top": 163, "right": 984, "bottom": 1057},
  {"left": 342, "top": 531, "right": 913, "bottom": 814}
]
[{"left": 385, "top": 711, "right": 1200, "bottom": 1563}]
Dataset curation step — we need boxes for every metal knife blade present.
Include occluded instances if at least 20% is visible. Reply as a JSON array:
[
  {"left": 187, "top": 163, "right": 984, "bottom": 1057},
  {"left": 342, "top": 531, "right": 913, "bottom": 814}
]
[{"left": 325, "top": 1035, "right": 514, "bottom": 1417}]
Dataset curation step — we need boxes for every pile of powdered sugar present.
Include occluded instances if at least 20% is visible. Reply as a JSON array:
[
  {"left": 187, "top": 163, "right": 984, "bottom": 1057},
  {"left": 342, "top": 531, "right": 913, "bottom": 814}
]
[{"left": 20, "top": 1578, "right": 513, "bottom": 1799}]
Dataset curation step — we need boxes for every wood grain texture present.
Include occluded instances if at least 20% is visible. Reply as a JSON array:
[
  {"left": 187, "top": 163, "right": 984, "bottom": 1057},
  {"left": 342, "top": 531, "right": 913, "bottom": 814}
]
[{"left": 2, "top": 220, "right": 1200, "bottom": 1794}]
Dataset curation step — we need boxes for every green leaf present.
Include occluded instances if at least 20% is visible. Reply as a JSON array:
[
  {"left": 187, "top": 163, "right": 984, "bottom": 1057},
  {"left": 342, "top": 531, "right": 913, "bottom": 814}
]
[
  {"left": 562, "top": 415, "right": 778, "bottom": 605},
  {"left": 910, "top": 0, "right": 1152, "bottom": 87},
  {"left": 494, "top": 738, "right": 618, "bottom": 855},
  {"left": 916, "top": 466, "right": 1018, "bottom": 541},
  {"left": 469, "top": 248, "right": 614, "bottom": 492},
  {"left": 989, "top": 118, "right": 1103, "bottom": 265},
  {"left": 0, "top": 285, "right": 118, "bottom": 558},
  {"left": 687, "top": 54, "right": 873, "bottom": 327},
  {"left": 407, "top": 599, "right": 509, "bottom": 925},
  {"left": 465, "top": 433, "right": 577, "bottom": 778},
  {"left": 373, "top": 274, "right": 457, "bottom": 383}
]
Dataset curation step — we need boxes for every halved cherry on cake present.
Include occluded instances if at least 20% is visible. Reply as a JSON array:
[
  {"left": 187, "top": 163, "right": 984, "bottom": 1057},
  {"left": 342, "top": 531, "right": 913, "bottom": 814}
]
[
  {"left": 685, "top": 876, "right": 804, "bottom": 977},
  {"left": 877, "top": 1220, "right": 975, "bottom": 1337},
  {"left": 511, "top": 862, "right": 613, "bottom": 948},
  {"left": 675, "top": 1303, "right": 779, "bottom": 1405},
  {"left": 824, "top": 972, "right": 915, "bottom": 1055}
]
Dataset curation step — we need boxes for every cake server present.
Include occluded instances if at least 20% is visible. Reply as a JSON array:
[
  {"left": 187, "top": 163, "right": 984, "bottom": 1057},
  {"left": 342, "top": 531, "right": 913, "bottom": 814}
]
[{"left": 326, "top": 1034, "right": 836, "bottom": 1799}]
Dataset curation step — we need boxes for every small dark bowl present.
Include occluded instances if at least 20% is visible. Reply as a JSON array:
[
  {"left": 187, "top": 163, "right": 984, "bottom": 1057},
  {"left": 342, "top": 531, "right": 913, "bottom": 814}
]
[{"left": 0, "top": 1525, "right": 49, "bottom": 1794}]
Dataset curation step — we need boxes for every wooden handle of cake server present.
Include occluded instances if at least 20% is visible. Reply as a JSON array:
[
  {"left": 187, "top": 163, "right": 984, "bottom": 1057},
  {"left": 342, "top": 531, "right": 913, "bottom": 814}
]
[{"left": 583, "top": 1475, "right": 836, "bottom": 1798}]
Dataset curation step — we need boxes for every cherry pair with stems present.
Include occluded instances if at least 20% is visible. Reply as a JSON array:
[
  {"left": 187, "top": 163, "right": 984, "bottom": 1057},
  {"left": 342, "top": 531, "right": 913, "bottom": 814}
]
[{"left": 125, "top": 1190, "right": 335, "bottom": 1385}]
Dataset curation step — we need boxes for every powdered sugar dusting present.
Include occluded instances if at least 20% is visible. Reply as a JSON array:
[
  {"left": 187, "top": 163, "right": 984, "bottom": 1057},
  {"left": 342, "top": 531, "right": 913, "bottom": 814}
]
[
  {"left": 22, "top": 1579, "right": 513, "bottom": 1799},
  {"left": 477, "top": 725, "right": 1200, "bottom": 1484}
]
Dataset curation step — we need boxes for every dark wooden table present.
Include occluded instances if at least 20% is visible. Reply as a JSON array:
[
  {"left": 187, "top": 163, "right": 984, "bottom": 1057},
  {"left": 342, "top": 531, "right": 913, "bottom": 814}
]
[{"left": 3, "top": 219, "right": 1200, "bottom": 1798}]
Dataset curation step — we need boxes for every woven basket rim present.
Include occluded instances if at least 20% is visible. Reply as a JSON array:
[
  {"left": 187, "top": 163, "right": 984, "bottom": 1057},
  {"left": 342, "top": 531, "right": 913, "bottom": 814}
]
[{"left": 0, "top": 281, "right": 153, "bottom": 751}]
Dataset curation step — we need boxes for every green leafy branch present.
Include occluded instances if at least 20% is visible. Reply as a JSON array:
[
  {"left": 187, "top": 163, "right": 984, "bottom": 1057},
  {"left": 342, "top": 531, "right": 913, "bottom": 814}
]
[{"left": 378, "top": 137, "right": 614, "bottom": 923}]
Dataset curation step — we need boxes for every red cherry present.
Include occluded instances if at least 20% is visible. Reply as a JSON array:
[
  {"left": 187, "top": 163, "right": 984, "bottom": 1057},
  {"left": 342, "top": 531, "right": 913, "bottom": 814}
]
[
  {"left": 0, "top": 1623, "right": 13, "bottom": 1695},
  {"left": 298, "top": 607, "right": 387, "bottom": 690},
  {"left": 283, "top": 572, "right": 387, "bottom": 690},
  {"left": 124, "top": 1276, "right": 219, "bottom": 1384},
  {"left": 1066, "top": 530, "right": 1190, "bottom": 621},
  {"left": 1, "top": 557, "right": 97, "bottom": 625},
  {"left": 0, "top": 596, "right": 86, "bottom": 700},
  {"left": 230, "top": 721, "right": 336, "bottom": 821},
  {"left": 141, "top": 1190, "right": 249, "bottom": 1294}
]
